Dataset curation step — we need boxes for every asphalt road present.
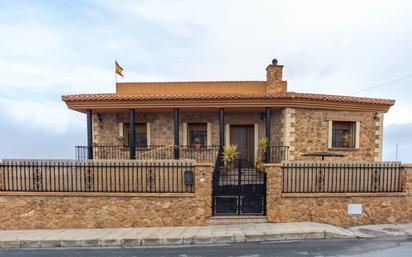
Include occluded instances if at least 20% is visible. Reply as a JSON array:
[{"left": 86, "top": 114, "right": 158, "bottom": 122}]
[{"left": 1, "top": 237, "right": 412, "bottom": 257}]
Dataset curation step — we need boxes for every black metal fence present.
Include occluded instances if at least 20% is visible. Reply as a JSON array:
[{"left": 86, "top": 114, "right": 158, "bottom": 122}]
[
  {"left": 75, "top": 145, "right": 220, "bottom": 163},
  {"left": 265, "top": 146, "right": 289, "bottom": 163},
  {"left": 282, "top": 162, "right": 403, "bottom": 193},
  {"left": 0, "top": 160, "right": 195, "bottom": 193}
]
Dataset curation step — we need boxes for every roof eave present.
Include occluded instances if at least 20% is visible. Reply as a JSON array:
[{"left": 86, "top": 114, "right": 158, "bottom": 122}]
[{"left": 63, "top": 98, "right": 394, "bottom": 113}]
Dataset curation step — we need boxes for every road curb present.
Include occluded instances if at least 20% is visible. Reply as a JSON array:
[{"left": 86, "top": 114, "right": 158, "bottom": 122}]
[{"left": 0, "top": 231, "right": 358, "bottom": 249}]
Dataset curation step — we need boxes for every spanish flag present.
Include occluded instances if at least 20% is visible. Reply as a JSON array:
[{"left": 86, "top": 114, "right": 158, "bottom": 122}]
[{"left": 115, "top": 61, "right": 124, "bottom": 77}]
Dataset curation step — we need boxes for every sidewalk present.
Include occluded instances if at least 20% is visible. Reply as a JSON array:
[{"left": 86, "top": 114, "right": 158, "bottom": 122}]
[
  {"left": 0, "top": 222, "right": 359, "bottom": 248},
  {"left": 349, "top": 223, "right": 412, "bottom": 237}
]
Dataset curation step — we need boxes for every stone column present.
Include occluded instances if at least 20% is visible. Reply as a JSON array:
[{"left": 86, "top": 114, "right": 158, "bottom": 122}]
[
  {"left": 402, "top": 164, "right": 412, "bottom": 197},
  {"left": 374, "top": 112, "right": 384, "bottom": 161},
  {"left": 265, "top": 164, "right": 283, "bottom": 223},
  {"left": 86, "top": 109, "right": 93, "bottom": 160},
  {"left": 283, "top": 108, "right": 295, "bottom": 160},
  {"left": 192, "top": 163, "right": 213, "bottom": 225}
]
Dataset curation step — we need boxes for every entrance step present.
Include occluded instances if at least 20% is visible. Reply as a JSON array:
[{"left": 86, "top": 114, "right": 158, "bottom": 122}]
[{"left": 208, "top": 216, "right": 268, "bottom": 225}]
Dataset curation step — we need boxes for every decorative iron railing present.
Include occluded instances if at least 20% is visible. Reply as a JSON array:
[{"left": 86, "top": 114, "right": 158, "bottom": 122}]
[
  {"left": 75, "top": 145, "right": 288, "bottom": 163},
  {"left": 76, "top": 145, "right": 220, "bottom": 163},
  {"left": 0, "top": 160, "right": 194, "bottom": 193},
  {"left": 282, "top": 162, "right": 403, "bottom": 193}
]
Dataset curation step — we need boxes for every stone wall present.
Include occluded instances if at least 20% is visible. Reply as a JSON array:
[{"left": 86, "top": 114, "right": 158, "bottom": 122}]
[
  {"left": 293, "top": 109, "right": 382, "bottom": 161},
  {"left": 266, "top": 164, "right": 412, "bottom": 227},
  {"left": 0, "top": 164, "right": 213, "bottom": 230},
  {"left": 94, "top": 112, "right": 175, "bottom": 145},
  {"left": 270, "top": 109, "right": 284, "bottom": 146}
]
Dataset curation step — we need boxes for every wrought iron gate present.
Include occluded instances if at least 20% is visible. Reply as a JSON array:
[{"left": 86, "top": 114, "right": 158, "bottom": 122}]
[{"left": 212, "top": 158, "right": 266, "bottom": 215}]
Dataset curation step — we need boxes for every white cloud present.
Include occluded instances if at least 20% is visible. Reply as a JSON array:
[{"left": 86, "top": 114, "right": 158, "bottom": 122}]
[
  {"left": 0, "top": 97, "right": 83, "bottom": 134},
  {"left": 385, "top": 104, "right": 412, "bottom": 125},
  {"left": 0, "top": 0, "right": 411, "bottom": 158}
]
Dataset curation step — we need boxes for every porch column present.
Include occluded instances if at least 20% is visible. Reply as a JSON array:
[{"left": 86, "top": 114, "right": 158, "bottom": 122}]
[
  {"left": 174, "top": 108, "right": 180, "bottom": 159},
  {"left": 129, "top": 109, "right": 136, "bottom": 159},
  {"left": 265, "top": 107, "right": 271, "bottom": 163},
  {"left": 219, "top": 108, "right": 225, "bottom": 148},
  {"left": 86, "top": 109, "right": 93, "bottom": 160}
]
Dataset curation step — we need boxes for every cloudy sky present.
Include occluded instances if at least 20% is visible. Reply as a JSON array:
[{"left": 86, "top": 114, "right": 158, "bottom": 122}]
[{"left": 0, "top": 0, "right": 411, "bottom": 161}]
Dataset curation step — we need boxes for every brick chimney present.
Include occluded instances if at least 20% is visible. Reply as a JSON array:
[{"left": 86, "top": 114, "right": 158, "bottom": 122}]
[{"left": 266, "top": 59, "right": 287, "bottom": 94}]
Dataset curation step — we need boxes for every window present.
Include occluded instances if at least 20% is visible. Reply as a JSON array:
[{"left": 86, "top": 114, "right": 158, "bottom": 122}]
[
  {"left": 123, "top": 123, "right": 147, "bottom": 147},
  {"left": 332, "top": 121, "right": 356, "bottom": 148},
  {"left": 188, "top": 123, "right": 207, "bottom": 146}
]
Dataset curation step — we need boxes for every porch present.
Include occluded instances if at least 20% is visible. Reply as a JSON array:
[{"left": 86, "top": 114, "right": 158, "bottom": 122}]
[{"left": 79, "top": 107, "right": 289, "bottom": 163}]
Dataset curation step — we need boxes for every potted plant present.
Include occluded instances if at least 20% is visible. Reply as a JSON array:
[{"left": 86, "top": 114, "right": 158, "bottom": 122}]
[
  {"left": 342, "top": 133, "right": 351, "bottom": 147},
  {"left": 222, "top": 144, "right": 238, "bottom": 172},
  {"left": 193, "top": 137, "right": 202, "bottom": 150},
  {"left": 255, "top": 137, "right": 269, "bottom": 172}
]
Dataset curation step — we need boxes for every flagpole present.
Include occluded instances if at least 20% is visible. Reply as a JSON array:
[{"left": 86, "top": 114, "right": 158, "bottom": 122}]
[{"left": 115, "top": 61, "right": 117, "bottom": 86}]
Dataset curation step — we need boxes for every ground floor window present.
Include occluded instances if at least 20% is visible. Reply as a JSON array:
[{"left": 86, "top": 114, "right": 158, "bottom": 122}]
[
  {"left": 332, "top": 121, "right": 356, "bottom": 148},
  {"left": 188, "top": 123, "right": 207, "bottom": 146},
  {"left": 123, "top": 123, "right": 147, "bottom": 147}
]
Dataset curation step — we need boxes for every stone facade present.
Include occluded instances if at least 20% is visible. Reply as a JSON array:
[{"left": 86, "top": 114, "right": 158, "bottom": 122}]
[
  {"left": 92, "top": 111, "right": 283, "bottom": 147},
  {"left": 0, "top": 164, "right": 213, "bottom": 230},
  {"left": 91, "top": 108, "right": 384, "bottom": 162},
  {"left": 266, "top": 164, "right": 412, "bottom": 227},
  {"left": 292, "top": 109, "right": 383, "bottom": 161}
]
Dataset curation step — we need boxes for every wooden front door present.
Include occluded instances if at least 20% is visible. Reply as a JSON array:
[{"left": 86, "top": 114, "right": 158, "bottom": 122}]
[{"left": 230, "top": 125, "right": 255, "bottom": 162}]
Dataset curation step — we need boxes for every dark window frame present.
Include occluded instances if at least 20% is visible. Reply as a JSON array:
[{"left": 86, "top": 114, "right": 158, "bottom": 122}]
[
  {"left": 123, "top": 123, "right": 148, "bottom": 147},
  {"left": 331, "top": 121, "right": 356, "bottom": 148},
  {"left": 187, "top": 123, "right": 207, "bottom": 146}
]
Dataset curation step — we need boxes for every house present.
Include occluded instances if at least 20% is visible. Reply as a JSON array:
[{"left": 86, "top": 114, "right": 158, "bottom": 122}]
[
  {"left": 0, "top": 60, "right": 407, "bottom": 229},
  {"left": 62, "top": 59, "right": 394, "bottom": 163}
]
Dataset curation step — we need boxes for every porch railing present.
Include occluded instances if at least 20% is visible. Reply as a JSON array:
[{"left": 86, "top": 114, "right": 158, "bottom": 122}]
[
  {"left": 0, "top": 160, "right": 194, "bottom": 193},
  {"left": 76, "top": 145, "right": 289, "bottom": 163},
  {"left": 265, "top": 146, "right": 289, "bottom": 163},
  {"left": 75, "top": 145, "right": 289, "bottom": 163},
  {"left": 282, "top": 162, "right": 403, "bottom": 193},
  {"left": 75, "top": 145, "right": 221, "bottom": 163}
]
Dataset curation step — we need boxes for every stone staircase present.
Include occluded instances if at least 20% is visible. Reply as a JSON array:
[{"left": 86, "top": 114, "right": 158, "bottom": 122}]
[{"left": 208, "top": 216, "right": 268, "bottom": 225}]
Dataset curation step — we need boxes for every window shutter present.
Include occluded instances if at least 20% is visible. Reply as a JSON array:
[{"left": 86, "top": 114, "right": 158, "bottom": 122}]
[
  {"left": 182, "top": 123, "right": 188, "bottom": 146},
  {"left": 207, "top": 123, "right": 212, "bottom": 146},
  {"left": 355, "top": 121, "right": 360, "bottom": 149},
  {"left": 119, "top": 123, "right": 124, "bottom": 137},
  {"left": 225, "top": 124, "right": 230, "bottom": 146},
  {"left": 146, "top": 122, "right": 151, "bottom": 146},
  {"left": 328, "top": 121, "right": 332, "bottom": 148}
]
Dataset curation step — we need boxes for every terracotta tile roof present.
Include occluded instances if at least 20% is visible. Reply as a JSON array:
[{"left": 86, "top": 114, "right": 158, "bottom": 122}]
[{"left": 62, "top": 92, "right": 395, "bottom": 105}]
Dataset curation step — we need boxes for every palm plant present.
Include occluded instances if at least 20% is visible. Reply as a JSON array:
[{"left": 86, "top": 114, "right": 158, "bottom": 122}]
[
  {"left": 255, "top": 137, "right": 269, "bottom": 172},
  {"left": 222, "top": 145, "right": 238, "bottom": 171}
]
